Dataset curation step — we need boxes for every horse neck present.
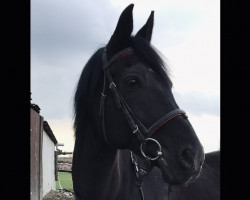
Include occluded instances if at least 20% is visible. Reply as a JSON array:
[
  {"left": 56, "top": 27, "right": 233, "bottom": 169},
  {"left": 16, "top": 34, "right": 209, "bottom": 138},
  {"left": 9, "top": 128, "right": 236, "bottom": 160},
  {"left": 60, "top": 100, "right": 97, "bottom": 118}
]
[{"left": 72, "top": 128, "right": 141, "bottom": 200}]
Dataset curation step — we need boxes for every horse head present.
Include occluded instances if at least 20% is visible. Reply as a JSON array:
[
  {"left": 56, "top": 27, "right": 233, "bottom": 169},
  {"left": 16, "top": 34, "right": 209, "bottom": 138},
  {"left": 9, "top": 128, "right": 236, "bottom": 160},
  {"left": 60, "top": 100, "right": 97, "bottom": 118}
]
[{"left": 88, "top": 4, "right": 205, "bottom": 186}]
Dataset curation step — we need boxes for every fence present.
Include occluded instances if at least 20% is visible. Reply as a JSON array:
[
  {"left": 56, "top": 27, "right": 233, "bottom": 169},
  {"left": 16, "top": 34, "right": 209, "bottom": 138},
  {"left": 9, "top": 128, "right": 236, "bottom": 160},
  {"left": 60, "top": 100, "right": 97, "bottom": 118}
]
[{"left": 56, "top": 152, "right": 73, "bottom": 174}]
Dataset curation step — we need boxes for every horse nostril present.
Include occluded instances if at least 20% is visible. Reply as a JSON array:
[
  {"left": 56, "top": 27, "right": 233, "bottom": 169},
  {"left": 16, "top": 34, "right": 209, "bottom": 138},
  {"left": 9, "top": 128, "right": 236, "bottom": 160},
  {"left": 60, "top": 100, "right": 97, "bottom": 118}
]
[{"left": 178, "top": 147, "right": 195, "bottom": 169}]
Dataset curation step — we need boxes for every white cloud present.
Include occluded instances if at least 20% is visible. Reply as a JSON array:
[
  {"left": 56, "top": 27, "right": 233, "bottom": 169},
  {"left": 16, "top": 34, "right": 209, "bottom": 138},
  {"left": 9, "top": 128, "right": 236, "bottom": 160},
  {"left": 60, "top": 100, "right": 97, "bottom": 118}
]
[
  {"left": 159, "top": 14, "right": 220, "bottom": 96},
  {"left": 188, "top": 114, "right": 220, "bottom": 153},
  {"left": 173, "top": 90, "right": 220, "bottom": 116}
]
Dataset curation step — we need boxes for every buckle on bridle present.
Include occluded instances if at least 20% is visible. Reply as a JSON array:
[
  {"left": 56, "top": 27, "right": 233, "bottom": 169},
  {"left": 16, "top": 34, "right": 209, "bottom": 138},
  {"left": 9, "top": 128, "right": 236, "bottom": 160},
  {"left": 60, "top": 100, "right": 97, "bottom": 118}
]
[
  {"left": 101, "top": 92, "right": 106, "bottom": 97},
  {"left": 132, "top": 125, "right": 138, "bottom": 134},
  {"left": 140, "top": 138, "right": 163, "bottom": 161},
  {"left": 109, "top": 82, "right": 116, "bottom": 88}
]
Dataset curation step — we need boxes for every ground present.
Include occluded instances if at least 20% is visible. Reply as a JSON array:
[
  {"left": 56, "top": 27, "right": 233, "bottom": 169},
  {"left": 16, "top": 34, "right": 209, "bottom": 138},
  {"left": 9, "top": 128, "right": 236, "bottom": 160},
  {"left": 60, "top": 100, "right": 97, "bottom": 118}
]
[{"left": 43, "top": 190, "right": 75, "bottom": 200}]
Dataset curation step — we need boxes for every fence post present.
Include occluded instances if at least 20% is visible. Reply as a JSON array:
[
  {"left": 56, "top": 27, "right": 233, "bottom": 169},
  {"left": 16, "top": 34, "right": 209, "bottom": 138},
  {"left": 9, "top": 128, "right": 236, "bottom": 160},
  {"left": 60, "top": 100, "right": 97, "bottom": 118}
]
[{"left": 55, "top": 151, "right": 58, "bottom": 181}]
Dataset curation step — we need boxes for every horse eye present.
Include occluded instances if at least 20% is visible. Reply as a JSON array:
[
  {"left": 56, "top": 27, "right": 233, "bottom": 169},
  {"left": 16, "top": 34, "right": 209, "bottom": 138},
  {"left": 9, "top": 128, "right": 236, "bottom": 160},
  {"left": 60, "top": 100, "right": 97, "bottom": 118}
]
[{"left": 126, "top": 79, "right": 138, "bottom": 88}]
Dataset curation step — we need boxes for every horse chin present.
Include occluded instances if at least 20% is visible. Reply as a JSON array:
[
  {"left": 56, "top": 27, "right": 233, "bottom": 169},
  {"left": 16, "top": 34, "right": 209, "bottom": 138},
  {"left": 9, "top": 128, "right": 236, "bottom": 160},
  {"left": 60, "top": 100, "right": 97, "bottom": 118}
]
[
  {"left": 157, "top": 156, "right": 201, "bottom": 187},
  {"left": 161, "top": 168, "right": 199, "bottom": 187}
]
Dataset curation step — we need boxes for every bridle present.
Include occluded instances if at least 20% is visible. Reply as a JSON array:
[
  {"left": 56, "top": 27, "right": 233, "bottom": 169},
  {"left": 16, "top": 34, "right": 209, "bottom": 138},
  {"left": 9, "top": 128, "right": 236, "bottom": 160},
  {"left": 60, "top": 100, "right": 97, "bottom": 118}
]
[{"left": 99, "top": 47, "right": 187, "bottom": 186}]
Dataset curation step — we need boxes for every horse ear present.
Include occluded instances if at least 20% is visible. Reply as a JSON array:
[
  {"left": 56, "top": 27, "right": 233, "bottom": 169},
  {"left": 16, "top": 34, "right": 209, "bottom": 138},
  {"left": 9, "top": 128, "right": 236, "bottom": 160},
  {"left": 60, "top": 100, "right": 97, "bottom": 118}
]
[
  {"left": 135, "top": 11, "right": 154, "bottom": 42},
  {"left": 106, "top": 4, "right": 134, "bottom": 58}
]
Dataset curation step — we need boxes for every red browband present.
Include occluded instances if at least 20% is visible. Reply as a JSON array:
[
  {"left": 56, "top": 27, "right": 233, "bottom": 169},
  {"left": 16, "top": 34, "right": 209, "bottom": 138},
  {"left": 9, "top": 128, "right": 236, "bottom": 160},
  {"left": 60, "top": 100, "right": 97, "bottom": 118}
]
[{"left": 117, "top": 51, "right": 134, "bottom": 61}]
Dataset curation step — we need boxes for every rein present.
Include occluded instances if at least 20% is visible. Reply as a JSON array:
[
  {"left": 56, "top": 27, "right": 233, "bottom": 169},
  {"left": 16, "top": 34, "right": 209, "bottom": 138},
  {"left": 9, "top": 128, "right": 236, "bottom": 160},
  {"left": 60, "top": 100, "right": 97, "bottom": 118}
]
[{"left": 99, "top": 47, "right": 187, "bottom": 187}]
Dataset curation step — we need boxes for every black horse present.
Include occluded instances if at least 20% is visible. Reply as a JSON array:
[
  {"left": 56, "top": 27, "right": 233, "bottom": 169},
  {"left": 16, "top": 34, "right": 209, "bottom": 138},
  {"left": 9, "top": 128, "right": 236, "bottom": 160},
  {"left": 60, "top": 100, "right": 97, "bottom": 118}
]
[{"left": 72, "top": 4, "right": 205, "bottom": 200}]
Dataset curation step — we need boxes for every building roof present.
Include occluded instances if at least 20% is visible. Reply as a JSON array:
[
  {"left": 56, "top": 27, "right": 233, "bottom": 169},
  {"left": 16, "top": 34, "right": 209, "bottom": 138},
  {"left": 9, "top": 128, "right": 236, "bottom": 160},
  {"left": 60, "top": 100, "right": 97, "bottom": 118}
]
[
  {"left": 43, "top": 121, "right": 58, "bottom": 145},
  {"left": 30, "top": 103, "right": 41, "bottom": 114}
]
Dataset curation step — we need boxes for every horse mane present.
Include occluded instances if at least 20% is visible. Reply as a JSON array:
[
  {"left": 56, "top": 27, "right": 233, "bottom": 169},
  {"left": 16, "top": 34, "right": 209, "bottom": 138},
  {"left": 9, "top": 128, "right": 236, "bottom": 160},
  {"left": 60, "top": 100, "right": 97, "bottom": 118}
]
[
  {"left": 73, "top": 37, "right": 173, "bottom": 138},
  {"left": 73, "top": 47, "right": 105, "bottom": 137}
]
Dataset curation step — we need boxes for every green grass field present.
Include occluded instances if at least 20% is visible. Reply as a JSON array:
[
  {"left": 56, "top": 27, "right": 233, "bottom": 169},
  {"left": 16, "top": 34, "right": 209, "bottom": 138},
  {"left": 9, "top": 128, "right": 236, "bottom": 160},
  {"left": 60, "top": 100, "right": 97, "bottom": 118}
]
[{"left": 56, "top": 172, "right": 73, "bottom": 191}]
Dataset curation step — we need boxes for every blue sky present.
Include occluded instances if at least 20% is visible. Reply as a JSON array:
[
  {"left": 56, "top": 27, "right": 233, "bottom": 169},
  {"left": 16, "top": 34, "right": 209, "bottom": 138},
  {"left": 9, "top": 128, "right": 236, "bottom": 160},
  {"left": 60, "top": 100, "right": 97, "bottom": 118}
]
[{"left": 31, "top": 0, "right": 220, "bottom": 153}]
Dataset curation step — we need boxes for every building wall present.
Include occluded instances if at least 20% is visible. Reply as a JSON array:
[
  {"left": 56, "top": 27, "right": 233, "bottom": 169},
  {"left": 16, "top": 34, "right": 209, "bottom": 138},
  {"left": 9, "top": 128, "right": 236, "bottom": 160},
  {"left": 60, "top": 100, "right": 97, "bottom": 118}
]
[
  {"left": 42, "top": 130, "right": 55, "bottom": 198},
  {"left": 30, "top": 108, "right": 43, "bottom": 200}
]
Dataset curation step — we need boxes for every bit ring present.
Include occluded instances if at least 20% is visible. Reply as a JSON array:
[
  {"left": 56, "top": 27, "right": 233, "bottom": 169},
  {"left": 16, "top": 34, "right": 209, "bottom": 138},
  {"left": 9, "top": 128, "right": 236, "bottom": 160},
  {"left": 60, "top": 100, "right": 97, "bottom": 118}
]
[{"left": 140, "top": 138, "right": 162, "bottom": 161}]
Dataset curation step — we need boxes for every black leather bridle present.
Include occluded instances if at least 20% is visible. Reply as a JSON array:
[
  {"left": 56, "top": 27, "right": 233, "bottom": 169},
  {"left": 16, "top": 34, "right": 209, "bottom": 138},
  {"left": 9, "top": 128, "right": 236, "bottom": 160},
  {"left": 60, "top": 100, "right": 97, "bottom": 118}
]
[{"left": 99, "top": 47, "right": 187, "bottom": 186}]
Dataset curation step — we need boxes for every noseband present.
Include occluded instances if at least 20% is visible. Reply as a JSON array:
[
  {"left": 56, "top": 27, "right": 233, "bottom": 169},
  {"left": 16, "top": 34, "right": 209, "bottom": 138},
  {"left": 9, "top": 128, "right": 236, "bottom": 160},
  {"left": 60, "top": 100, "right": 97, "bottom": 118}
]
[{"left": 99, "top": 47, "right": 187, "bottom": 185}]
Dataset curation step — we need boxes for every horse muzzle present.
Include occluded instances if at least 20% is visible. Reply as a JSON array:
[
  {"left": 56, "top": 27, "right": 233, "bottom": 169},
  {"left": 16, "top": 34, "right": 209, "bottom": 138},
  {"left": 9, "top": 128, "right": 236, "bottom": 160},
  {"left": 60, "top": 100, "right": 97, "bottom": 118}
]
[{"left": 156, "top": 146, "right": 205, "bottom": 185}]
